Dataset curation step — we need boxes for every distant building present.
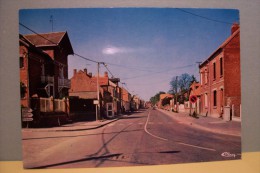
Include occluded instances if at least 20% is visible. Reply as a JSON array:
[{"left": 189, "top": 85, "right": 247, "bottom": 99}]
[
  {"left": 121, "top": 87, "right": 131, "bottom": 112},
  {"left": 69, "top": 69, "right": 121, "bottom": 119},
  {"left": 185, "top": 81, "right": 201, "bottom": 114},
  {"left": 158, "top": 93, "right": 174, "bottom": 110},
  {"left": 199, "top": 23, "right": 240, "bottom": 120}
]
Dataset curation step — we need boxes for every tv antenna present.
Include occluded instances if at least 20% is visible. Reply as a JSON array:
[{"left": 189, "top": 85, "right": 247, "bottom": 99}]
[{"left": 50, "top": 15, "right": 54, "bottom": 32}]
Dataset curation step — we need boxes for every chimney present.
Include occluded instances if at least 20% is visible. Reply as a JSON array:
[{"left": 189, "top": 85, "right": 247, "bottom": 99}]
[
  {"left": 231, "top": 23, "right": 239, "bottom": 34},
  {"left": 88, "top": 73, "right": 92, "bottom": 77},
  {"left": 73, "top": 69, "right": 77, "bottom": 75},
  {"left": 104, "top": 71, "right": 108, "bottom": 77},
  {"left": 83, "top": 68, "right": 87, "bottom": 74}
]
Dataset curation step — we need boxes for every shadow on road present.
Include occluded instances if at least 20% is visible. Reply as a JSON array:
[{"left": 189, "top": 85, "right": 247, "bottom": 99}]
[{"left": 30, "top": 153, "right": 122, "bottom": 169}]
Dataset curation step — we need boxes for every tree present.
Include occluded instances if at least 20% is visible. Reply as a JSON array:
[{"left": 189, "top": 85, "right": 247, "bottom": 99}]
[
  {"left": 169, "top": 73, "right": 196, "bottom": 104},
  {"left": 150, "top": 91, "right": 165, "bottom": 105}
]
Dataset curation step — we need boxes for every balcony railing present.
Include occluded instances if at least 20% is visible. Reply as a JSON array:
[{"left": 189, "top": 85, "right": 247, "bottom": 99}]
[
  {"left": 58, "top": 78, "right": 71, "bottom": 88},
  {"left": 41, "top": 76, "right": 54, "bottom": 84}
]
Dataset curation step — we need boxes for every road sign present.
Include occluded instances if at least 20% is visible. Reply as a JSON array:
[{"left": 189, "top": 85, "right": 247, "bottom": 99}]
[
  {"left": 190, "top": 95, "right": 197, "bottom": 103},
  {"left": 93, "top": 100, "right": 99, "bottom": 105},
  {"left": 23, "top": 117, "right": 33, "bottom": 122},
  {"left": 22, "top": 113, "right": 33, "bottom": 118}
]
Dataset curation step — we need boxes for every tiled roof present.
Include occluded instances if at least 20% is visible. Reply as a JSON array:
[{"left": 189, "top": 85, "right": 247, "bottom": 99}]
[
  {"left": 24, "top": 32, "right": 66, "bottom": 47},
  {"left": 23, "top": 31, "right": 74, "bottom": 55}
]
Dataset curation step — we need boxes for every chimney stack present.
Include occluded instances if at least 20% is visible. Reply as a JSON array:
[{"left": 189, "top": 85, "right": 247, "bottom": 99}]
[
  {"left": 231, "top": 23, "right": 239, "bottom": 34},
  {"left": 104, "top": 71, "right": 108, "bottom": 77},
  {"left": 73, "top": 69, "right": 77, "bottom": 75},
  {"left": 83, "top": 68, "right": 87, "bottom": 74},
  {"left": 88, "top": 73, "right": 92, "bottom": 77}
]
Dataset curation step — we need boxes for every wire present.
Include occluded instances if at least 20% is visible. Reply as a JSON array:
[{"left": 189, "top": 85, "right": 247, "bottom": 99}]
[
  {"left": 176, "top": 8, "right": 235, "bottom": 25},
  {"left": 19, "top": 23, "right": 99, "bottom": 65},
  {"left": 73, "top": 53, "right": 98, "bottom": 63},
  {"left": 19, "top": 23, "right": 58, "bottom": 46},
  {"left": 122, "top": 64, "right": 195, "bottom": 80},
  {"left": 103, "top": 64, "right": 114, "bottom": 78}
]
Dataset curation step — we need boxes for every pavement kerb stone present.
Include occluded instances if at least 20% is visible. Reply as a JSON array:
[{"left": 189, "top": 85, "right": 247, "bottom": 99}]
[
  {"left": 22, "top": 117, "right": 120, "bottom": 132},
  {"left": 157, "top": 109, "right": 241, "bottom": 137}
]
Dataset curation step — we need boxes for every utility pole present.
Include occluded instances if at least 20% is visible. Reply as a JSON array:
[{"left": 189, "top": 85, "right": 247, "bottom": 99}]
[
  {"left": 96, "top": 62, "right": 100, "bottom": 121},
  {"left": 175, "top": 76, "right": 178, "bottom": 113}
]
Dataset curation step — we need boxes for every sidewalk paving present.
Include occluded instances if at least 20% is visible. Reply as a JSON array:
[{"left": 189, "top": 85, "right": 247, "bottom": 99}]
[{"left": 157, "top": 109, "right": 241, "bottom": 137}]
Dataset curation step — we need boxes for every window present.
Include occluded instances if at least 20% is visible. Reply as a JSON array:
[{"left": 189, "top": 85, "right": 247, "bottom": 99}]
[
  {"left": 220, "top": 58, "right": 223, "bottom": 76},
  {"left": 19, "top": 56, "right": 24, "bottom": 68},
  {"left": 213, "top": 62, "right": 216, "bottom": 80},
  {"left": 20, "top": 82, "right": 26, "bottom": 98},
  {"left": 204, "top": 93, "right": 208, "bottom": 107},
  {"left": 200, "top": 72, "right": 203, "bottom": 85},
  {"left": 213, "top": 90, "right": 217, "bottom": 107},
  {"left": 205, "top": 69, "right": 208, "bottom": 84}
]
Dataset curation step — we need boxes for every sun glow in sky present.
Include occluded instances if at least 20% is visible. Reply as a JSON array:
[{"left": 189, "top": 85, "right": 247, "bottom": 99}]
[{"left": 19, "top": 8, "right": 239, "bottom": 101}]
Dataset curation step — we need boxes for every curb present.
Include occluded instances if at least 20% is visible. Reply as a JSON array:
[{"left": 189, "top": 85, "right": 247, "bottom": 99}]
[
  {"left": 157, "top": 109, "right": 241, "bottom": 137},
  {"left": 22, "top": 118, "right": 120, "bottom": 132}
]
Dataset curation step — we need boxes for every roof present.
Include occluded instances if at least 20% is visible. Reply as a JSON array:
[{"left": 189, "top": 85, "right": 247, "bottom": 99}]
[
  {"left": 189, "top": 81, "right": 201, "bottom": 96},
  {"left": 160, "top": 94, "right": 173, "bottom": 100},
  {"left": 24, "top": 32, "right": 74, "bottom": 54},
  {"left": 199, "top": 27, "right": 240, "bottom": 68},
  {"left": 19, "top": 34, "right": 53, "bottom": 61}
]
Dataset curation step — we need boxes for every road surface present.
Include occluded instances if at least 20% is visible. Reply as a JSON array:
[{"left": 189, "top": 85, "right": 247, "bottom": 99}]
[{"left": 22, "top": 108, "right": 241, "bottom": 168}]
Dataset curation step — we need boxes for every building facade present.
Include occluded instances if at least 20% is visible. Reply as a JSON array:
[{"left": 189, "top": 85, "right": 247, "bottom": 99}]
[
  {"left": 199, "top": 24, "right": 240, "bottom": 120},
  {"left": 69, "top": 69, "right": 121, "bottom": 119},
  {"left": 20, "top": 32, "right": 74, "bottom": 126}
]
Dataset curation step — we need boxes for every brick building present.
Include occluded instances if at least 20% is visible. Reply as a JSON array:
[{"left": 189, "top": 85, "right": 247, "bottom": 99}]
[
  {"left": 19, "top": 31, "right": 74, "bottom": 126},
  {"left": 199, "top": 24, "right": 240, "bottom": 120},
  {"left": 69, "top": 69, "right": 121, "bottom": 119},
  {"left": 121, "top": 87, "right": 131, "bottom": 112}
]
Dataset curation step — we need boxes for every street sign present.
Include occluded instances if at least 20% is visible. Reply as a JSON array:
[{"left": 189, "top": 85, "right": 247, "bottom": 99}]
[
  {"left": 190, "top": 95, "right": 197, "bottom": 103},
  {"left": 93, "top": 100, "right": 99, "bottom": 105},
  {"left": 22, "top": 108, "right": 33, "bottom": 122},
  {"left": 23, "top": 117, "right": 33, "bottom": 122},
  {"left": 23, "top": 113, "right": 33, "bottom": 118}
]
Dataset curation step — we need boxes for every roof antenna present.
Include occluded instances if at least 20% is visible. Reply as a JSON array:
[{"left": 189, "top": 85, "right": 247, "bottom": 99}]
[{"left": 50, "top": 15, "right": 54, "bottom": 32}]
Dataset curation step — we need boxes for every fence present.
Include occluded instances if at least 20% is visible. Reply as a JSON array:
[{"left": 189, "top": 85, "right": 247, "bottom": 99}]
[{"left": 39, "top": 97, "right": 68, "bottom": 113}]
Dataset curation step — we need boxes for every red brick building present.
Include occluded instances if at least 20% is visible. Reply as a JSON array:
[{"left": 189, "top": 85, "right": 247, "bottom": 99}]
[
  {"left": 19, "top": 32, "right": 74, "bottom": 126},
  {"left": 199, "top": 24, "right": 240, "bottom": 120},
  {"left": 69, "top": 69, "right": 121, "bottom": 119},
  {"left": 121, "top": 87, "right": 131, "bottom": 112}
]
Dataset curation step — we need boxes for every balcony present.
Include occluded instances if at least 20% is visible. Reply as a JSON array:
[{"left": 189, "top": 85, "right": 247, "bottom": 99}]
[
  {"left": 58, "top": 78, "right": 70, "bottom": 88},
  {"left": 41, "top": 76, "right": 54, "bottom": 84}
]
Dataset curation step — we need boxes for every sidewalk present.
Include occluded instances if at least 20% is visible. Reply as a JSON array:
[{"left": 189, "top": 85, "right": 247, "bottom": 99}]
[
  {"left": 157, "top": 109, "right": 241, "bottom": 137},
  {"left": 22, "top": 117, "right": 121, "bottom": 132}
]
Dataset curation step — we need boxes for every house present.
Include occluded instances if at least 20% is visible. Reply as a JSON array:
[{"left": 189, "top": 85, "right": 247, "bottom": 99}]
[
  {"left": 185, "top": 81, "right": 201, "bottom": 114},
  {"left": 20, "top": 31, "right": 74, "bottom": 126},
  {"left": 199, "top": 23, "right": 241, "bottom": 120},
  {"left": 121, "top": 87, "right": 131, "bottom": 112},
  {"left": 69, "top": 69, "right": 121, "bottom": 120},
  {"left": 158, "top": 93, "right": 174, "bottom": 110}
]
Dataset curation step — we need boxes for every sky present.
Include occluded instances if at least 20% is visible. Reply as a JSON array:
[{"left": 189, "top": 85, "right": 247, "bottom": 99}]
[{"left": 19, "top": 8, "right": 239, "bottom": 101}]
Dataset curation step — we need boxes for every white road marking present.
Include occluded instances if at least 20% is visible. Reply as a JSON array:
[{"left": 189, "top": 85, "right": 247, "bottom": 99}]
[
  {"left": 144, "top": 111, "right": 168, "bottom": 141},
  {"left": 177, "top": 142, "right": 216, "bottom": 151},
  {"left": 144, "top": 110, "right": 216, "bottom": 152}
]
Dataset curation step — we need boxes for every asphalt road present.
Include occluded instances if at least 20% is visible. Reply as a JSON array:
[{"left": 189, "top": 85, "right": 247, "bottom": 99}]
[{"left": 22, "top": 108, "right": 241, "bottom": 168}]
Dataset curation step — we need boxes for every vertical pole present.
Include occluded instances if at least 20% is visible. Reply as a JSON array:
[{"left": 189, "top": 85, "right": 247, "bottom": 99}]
[
  {"left": 176, "top": 76, "right": 178, "bottom": 113},
  {"left": 96, "top": 62, "right": 100, "bottom": 121}
]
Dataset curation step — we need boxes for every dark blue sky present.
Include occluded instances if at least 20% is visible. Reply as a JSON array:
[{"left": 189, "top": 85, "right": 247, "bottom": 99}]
[{"left": 19, "top": 8, "right": 239, "bottom": 100}]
